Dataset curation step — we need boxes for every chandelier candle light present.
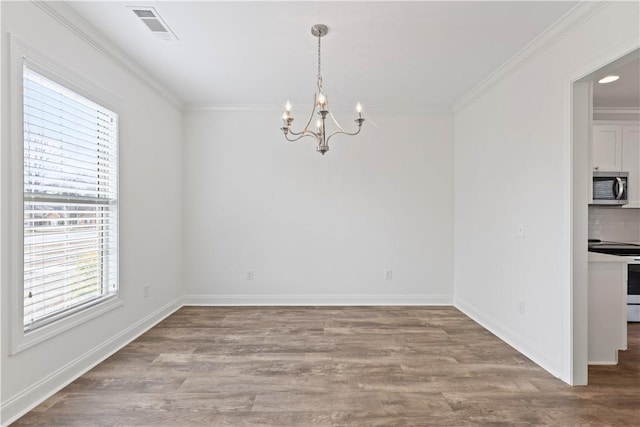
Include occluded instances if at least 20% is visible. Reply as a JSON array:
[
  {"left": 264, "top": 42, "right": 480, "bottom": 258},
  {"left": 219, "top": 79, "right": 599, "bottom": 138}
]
[{"left": 280, "top": 24, "right": 365, "bottom": 155}]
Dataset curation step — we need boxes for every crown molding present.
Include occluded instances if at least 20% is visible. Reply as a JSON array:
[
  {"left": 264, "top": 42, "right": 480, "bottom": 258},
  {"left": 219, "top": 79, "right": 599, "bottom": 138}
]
[
  {"left": 185, "top": 104, "right": 283, "bottom": 112},
  {"left": 184, "top": 103, "right": 451, "bottom": 115},
  {"left": 452, "top": 1, "right": 610, "bottom": 112},
  {"left": 33, "top": 1, "right": 184, "bottom": 110}
]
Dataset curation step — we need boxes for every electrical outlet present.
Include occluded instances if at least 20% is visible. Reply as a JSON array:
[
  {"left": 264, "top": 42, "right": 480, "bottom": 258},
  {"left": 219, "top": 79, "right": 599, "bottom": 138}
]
[
  {"left": 516, "top": 223, "right": 525, "bottom": 238},
  {"left": 517, "top": 299, "right": 525, "bottom": 314},
  {"left": 384, "top": 270, "right": 393, "bottom": 280},
  {"left": 143, "top": 283, "right": 150, "bottom": 298},
  {"left": 246, "top": 270, "right": 254, "bottom": 280}
]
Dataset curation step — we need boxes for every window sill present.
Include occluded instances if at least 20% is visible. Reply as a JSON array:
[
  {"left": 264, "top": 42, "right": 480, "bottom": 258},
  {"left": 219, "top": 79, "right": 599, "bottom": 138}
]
[{"left": 10, "top": 296, "right": 123, "bottom": 355}]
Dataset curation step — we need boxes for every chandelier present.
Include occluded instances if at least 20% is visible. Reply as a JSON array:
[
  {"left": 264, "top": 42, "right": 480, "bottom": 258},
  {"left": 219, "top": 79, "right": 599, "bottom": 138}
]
[{"left": 280, "top": 24, "right": 365, "bottom": 155}]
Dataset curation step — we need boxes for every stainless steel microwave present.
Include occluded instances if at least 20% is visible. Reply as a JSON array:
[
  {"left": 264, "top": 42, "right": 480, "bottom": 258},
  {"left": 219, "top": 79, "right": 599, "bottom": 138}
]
[{"left": 592, "top": 171, "right": 628, "bottom": 205}]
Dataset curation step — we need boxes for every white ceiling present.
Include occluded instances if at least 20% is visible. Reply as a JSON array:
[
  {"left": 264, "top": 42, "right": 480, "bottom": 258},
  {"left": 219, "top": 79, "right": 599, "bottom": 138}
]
[
  {"left": 591, "top": 51, "right": 640, "bottom": 109},
  {"left": 67, "top": 1, "right": 579, "bottom": 111}
]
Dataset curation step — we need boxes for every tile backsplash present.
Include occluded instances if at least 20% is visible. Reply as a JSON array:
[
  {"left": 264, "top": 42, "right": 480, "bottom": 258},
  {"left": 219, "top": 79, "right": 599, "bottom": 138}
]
[{"left": 589, "top": 206, "right": 640, "bottom": 242}]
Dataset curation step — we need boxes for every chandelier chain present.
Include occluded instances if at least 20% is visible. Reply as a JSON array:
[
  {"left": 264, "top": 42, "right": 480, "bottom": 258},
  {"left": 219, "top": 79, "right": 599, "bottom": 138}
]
[{"left": 317, "top": 32, "right": 323, "bottom": 90}]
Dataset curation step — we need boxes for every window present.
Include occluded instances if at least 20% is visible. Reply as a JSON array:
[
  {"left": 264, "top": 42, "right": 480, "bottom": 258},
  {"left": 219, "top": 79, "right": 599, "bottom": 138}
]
[{"left": 22, "top": 66, "right": 119, "bottom": 332}]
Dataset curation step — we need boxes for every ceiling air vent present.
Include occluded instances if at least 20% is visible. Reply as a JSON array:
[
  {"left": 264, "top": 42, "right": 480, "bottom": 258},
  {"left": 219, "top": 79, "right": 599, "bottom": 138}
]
[{"left": 128, "top": 6, "right": 178, "bottom": 42}]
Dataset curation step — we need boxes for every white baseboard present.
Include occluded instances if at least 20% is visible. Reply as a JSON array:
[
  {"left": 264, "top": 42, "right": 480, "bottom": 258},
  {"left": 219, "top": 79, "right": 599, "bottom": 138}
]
[
  {"left": 587, "top": 361, "right": 618, "bottom": 365},
  {"left": 1, "top": 297, "right": 183, "bottom": 426},
  {"left": 454, "top": 296, "right": 562, "bottom": 379},
  {"left": 183, "top": 294, "right": 453, "bottom": 306}
]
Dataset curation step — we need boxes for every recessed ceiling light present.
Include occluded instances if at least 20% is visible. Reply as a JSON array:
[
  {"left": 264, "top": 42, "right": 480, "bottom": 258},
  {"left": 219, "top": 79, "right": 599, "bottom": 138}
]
[{"left": 598, "top": 75, "right": 620, "bottom": 84}]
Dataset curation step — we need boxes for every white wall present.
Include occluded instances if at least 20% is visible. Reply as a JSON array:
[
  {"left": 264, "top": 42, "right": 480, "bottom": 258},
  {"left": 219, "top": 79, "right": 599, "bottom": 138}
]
[
  {"left": 454, "top": 1, "right": 639, "bottom": 382},
  {"left": 0, "top": 3, "right": 183, "bottom": 423},
  {"left": 183, "top": 109, "right": 453, "bottom": 304}
]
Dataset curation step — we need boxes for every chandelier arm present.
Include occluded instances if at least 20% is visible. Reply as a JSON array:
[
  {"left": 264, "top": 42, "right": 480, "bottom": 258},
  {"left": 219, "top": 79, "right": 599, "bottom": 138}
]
[
  {"left": 284, "top": 131, "right": 319, "bottom": 143},
  {"left": 283, "top": 95, "right": 318, "bottom": 136},
  {"left": 287, "top": 128, "right": 307, "bottom": 136},
  {"left": 304, "top": 94, "right": 319, "bottom": 130},
  {"left": 326, "top": 126, "right": 363, "bottom": 145},
  {"left": 328, "top": 111, "right": 346, "bottom": 132}
]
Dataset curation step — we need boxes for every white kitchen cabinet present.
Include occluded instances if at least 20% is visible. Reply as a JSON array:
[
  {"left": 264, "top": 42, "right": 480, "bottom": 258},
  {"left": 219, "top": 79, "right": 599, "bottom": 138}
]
[
  {"left": 621, "top": 125, "right": 640, "bottom": 207},
  {"left": 591, "top": 123, "right": 640, "bottom": 207},
  {"left": 588, "top": 252, "right": 627, "bottom": 365},
  {"left": 592, "top": 124, "right": 622, "bottom": 172}
]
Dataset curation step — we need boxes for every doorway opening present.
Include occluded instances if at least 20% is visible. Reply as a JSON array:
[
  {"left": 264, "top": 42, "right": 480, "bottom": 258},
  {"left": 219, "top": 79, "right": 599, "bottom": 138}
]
[{"left": 572, "top": 48, "right": 640, "bottom": 385}]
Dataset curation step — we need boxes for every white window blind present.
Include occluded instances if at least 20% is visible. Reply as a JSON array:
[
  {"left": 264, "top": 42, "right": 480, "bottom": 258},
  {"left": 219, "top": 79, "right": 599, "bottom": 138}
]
[{"left": 23, "top": 66, "right": 118, "bottom": 332}]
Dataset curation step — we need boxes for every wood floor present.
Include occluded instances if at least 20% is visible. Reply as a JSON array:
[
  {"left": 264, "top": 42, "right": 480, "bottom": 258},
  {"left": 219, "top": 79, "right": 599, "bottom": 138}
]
[{"left": 13, "top": 306, "right": 640, "bottom": 426}]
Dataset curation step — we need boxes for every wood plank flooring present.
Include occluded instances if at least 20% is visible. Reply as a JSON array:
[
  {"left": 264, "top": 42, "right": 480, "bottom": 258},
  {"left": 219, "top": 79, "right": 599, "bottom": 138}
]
[{"left": 13, "top": 306, "right": 640, "bottom": 426}]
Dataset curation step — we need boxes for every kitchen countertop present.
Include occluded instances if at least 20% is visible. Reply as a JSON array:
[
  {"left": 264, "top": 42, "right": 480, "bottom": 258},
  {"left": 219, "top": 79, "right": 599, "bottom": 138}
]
[{"left": 588, "top": 252, "right": 631, "bottom": 263}]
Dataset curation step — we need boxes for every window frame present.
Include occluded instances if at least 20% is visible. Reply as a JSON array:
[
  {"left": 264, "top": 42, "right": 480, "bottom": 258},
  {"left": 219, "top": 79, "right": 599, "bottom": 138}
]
[{"left": 9, "top": 35, "right": 122, "bottom": 355}]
